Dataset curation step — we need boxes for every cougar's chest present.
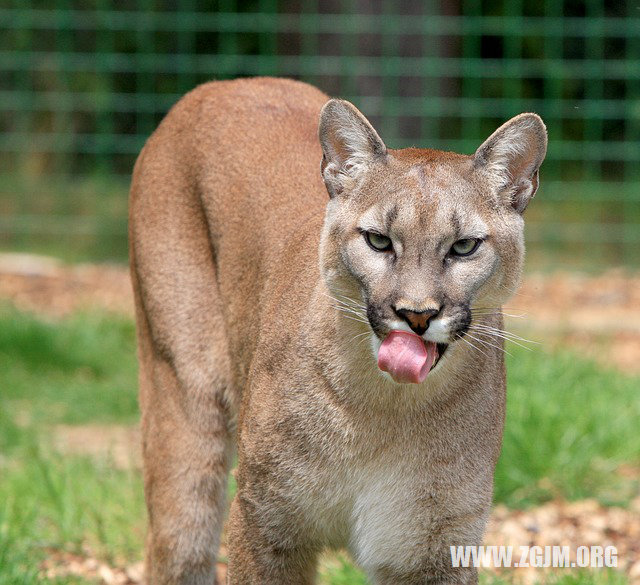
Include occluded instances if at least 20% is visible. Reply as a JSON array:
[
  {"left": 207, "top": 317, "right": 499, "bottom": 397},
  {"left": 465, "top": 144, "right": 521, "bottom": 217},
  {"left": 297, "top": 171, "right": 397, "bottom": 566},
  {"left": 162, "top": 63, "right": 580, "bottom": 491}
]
[
  {"left": 288, "top": 425, "right": 440, "bottom": 548},
  {"left": 287, "top": 402, "right": 490, "bottom": 559}
]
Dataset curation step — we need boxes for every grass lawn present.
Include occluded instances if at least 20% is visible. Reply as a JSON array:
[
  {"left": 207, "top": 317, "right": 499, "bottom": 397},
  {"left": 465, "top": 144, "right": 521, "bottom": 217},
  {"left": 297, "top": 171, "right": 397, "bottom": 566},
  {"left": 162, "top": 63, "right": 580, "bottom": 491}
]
[{"left": 1, "top": 304, "right": 637, "bottom": 584}]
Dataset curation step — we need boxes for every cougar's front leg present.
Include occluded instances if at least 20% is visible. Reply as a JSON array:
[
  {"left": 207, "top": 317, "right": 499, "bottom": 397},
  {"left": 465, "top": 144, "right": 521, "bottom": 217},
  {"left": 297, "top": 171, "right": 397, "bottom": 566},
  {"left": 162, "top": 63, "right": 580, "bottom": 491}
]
[
  {"left": 226, "top": 495, "right": 318, "bottom": 585},
  {"left": 364, "top": 507, "right": 488, "bottom": 585}
]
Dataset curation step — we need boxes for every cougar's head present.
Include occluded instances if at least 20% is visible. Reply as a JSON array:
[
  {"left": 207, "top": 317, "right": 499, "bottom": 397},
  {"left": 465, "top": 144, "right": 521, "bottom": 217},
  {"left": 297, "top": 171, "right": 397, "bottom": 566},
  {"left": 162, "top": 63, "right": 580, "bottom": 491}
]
[{"left": 318, "top": 99, "right": 547, "bottom": 384}]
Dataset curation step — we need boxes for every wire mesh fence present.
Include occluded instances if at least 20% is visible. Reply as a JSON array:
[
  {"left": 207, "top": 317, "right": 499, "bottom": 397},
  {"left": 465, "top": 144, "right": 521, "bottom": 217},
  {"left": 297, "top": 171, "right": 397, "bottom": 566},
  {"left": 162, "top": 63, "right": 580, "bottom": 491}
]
[{"left": 1, "top": 1, "right": 638, "bottom": 268}]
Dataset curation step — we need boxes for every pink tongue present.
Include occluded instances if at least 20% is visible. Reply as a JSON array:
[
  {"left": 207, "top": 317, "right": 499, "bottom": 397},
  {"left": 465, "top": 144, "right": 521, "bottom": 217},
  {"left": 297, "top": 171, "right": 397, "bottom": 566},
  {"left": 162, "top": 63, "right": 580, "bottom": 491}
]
[{"left": 377, "top": 330, "right": 437, "bottom": 384}]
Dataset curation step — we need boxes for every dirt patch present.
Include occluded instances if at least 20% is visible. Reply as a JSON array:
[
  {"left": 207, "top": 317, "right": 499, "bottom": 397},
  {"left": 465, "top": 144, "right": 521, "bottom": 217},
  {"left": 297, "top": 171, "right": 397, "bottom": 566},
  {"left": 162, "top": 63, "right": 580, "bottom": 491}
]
[
  {"left": 40, "top": 550, "right": 143, "bottom": 585},
  {"left": 509, "top": 270, "right": 640, "bottom": 373},
  {"left": 0, "top": 253, "right": 133, "bottom": 317},
  {"left": 40, "top": 547, "right": 227, "bottom": 584},
  {"left": 485, "top": 498, "right": 640, "bottom": 583}
]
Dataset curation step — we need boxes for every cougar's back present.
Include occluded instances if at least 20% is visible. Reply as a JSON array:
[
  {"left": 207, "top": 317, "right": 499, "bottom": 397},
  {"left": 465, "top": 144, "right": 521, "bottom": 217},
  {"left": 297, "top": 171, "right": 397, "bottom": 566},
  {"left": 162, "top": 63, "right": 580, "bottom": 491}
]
[{"left": 130, "top": 77, "right": 329, "bottom": 388}]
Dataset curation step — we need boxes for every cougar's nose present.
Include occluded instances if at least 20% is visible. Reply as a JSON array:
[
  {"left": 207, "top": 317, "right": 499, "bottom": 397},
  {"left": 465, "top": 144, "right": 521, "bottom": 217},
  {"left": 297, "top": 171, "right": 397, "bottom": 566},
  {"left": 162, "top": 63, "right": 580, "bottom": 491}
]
[{"left": 394, "top": 307, "right": 439, "bottom": 336}]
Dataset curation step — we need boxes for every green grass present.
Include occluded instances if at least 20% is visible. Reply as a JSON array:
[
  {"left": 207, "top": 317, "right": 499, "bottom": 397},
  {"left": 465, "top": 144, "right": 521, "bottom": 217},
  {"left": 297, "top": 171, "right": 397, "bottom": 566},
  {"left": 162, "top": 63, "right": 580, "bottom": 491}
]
[
  {"left": 320, "top": 555, "right": 369, "bottom": 584},
  {"left": 0, "top": 438, "right": 144, "bottom": 575},
  {"left": 0, "top": 306, "right": 143, "bottom": 582},
  {"left": 0, "top": 305, "right": 138, "bottom": 425},
  {"left": 0, "top": 306, "right": 637, "bottom": 583},
  {"left": 497, "top": 343, "right": 640, "bottom": 507}
]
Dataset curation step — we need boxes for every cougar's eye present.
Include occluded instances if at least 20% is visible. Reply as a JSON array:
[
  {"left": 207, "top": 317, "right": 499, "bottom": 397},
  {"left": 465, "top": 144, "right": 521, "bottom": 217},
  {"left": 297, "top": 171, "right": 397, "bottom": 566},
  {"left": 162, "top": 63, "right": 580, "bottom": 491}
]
[
  {"left": 364, "top": 231, "right": 393, "bottom": 252},
  {"left": 451, "top": 238, "right": 481, "bottom": 257}
]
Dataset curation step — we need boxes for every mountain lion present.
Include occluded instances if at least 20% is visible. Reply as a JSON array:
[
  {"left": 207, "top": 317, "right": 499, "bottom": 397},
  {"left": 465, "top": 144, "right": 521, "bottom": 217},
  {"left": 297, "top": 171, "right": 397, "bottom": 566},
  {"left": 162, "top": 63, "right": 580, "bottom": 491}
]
[{"left": 129, "top": 77, "right": 546, "bottom": 584}]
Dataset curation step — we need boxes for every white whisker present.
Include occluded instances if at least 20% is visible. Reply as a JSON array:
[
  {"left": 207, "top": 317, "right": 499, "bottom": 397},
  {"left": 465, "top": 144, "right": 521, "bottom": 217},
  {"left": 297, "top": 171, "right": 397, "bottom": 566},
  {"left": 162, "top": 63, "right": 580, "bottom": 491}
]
[
  {"left": 471, "top": 324, "right": 539, "bottom": 345},
  {"left": 456, "top": 333, "right": 491, "bottom": 359},
  {"left": 334, "top": 311, "right": 369, "bottom": 326},
  {"left": 322, "top": 292, "right": 370, "bottom": 324},
  {"left": 465, "top": 331, "right": 513, "bottom": 357},
  {"left": 352, "top": 331, "right": 371, "bottom": 342},
  {"left": 326, "top": 288, "right": 367, "bottom": 310},
  {"left": 333, "top": 305, "right": 368, "bottom": 319},
  {"left": 471, "top": 307, "right": 528, "bottom": 319},
  {"left": 469, "top": 326, "right": 536, "bottom": 351}
]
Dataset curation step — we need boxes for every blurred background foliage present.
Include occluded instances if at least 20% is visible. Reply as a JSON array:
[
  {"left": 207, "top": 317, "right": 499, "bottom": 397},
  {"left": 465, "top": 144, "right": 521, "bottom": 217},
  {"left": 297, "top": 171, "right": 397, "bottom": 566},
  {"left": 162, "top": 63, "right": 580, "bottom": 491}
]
[{"left": 0, "top": 0, "right": 638, "bottom": 269}]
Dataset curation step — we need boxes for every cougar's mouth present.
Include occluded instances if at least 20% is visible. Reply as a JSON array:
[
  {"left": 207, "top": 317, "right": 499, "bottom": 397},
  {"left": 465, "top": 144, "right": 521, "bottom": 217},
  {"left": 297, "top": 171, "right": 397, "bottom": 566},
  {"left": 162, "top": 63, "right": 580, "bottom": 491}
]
[{"left": 377, "top": 330, "right": 450, "bottom": 384}]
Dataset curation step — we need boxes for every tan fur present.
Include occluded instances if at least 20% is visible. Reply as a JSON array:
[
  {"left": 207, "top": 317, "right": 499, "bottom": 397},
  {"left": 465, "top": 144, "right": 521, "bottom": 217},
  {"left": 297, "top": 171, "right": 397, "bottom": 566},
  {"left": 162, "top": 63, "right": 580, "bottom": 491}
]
[{"left": 129, "top": 77, "right": 546, "bottom": 584}]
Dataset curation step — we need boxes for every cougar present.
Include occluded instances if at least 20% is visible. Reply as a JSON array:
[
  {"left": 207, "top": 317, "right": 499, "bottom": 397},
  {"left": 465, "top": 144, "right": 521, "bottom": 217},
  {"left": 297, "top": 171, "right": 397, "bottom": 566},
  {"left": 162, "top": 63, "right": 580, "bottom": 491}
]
[{"left": 129, "top": 77, "right": 546, "bottom": 584}]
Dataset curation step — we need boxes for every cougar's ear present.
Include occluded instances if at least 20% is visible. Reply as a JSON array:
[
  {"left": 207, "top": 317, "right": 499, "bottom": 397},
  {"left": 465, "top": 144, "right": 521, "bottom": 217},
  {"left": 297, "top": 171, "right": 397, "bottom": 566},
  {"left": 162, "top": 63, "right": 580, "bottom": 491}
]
[
  {"left": 318, "top": 99, "right": 387, "bottom": 197},
  {"left": 473, "top": 113, "right": 547, "bottom": 214}
]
